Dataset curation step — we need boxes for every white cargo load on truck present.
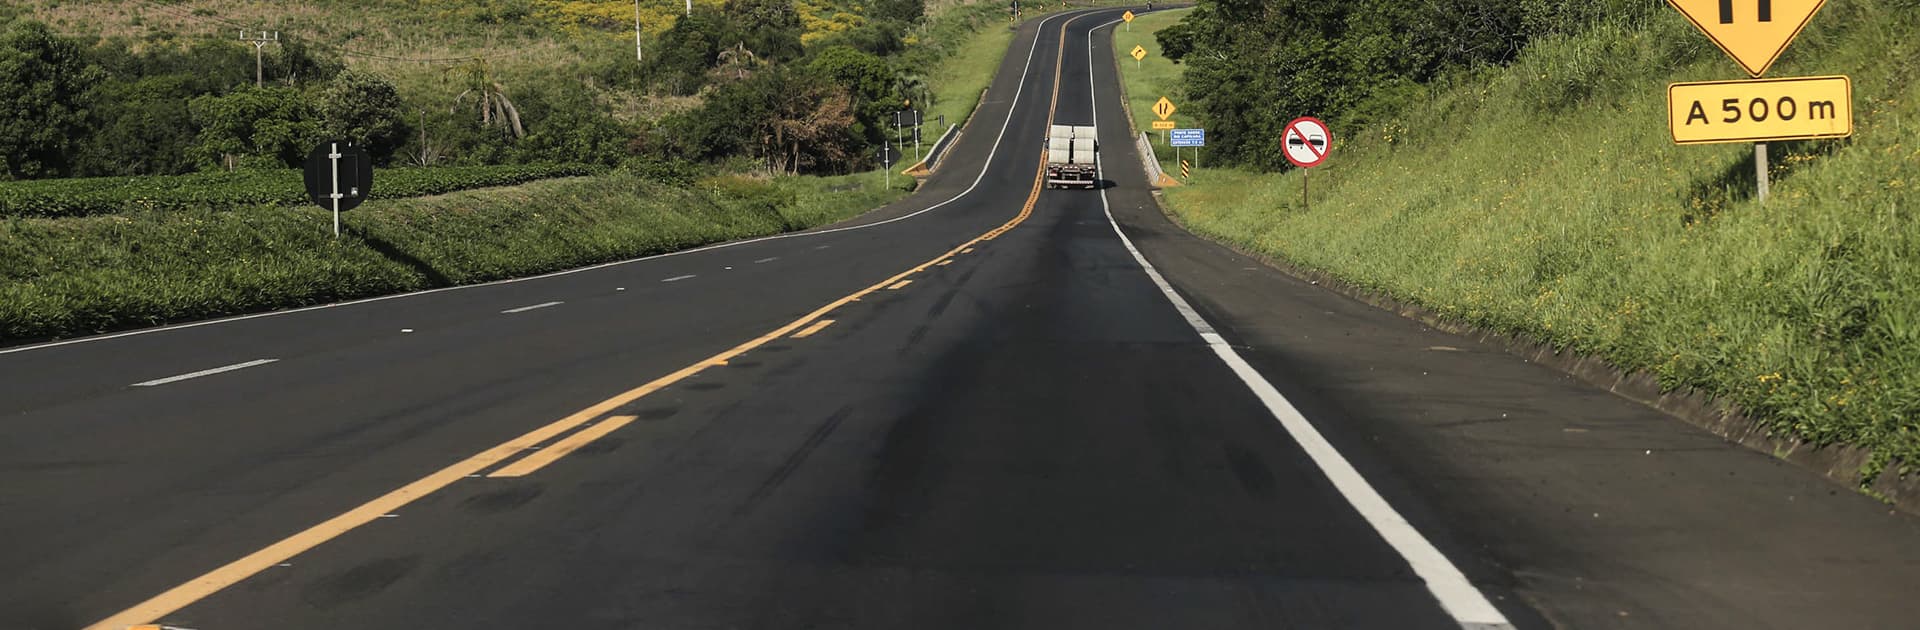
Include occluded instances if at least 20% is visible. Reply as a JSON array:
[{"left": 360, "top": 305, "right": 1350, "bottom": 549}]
[{"left": 1045, "top": 124, "right": 1099, "bottom": 189}]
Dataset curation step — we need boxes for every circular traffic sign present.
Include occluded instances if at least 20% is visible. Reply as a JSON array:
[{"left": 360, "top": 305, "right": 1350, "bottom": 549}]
[
  {"left": 303, "top": 141, "right": 374, "bottom": 212},
  {"left": 1282, "top": 116, "right": 1331, "bottom": 169}
]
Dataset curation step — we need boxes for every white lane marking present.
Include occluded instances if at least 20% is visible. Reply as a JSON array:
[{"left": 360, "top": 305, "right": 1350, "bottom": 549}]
[
  {"left": 0, "top": 9, "right": 1105, "bottom": 359},
  {"left": 1085, "top": 21, "right": 1512, "bottom": 630},
  {"left": 500, "top": 301, "right": 564, "bottom": 314},
  {"left": 661, "top": 274, "right": 697, "bottom": 283},
  {"left": 131, "top": 359, "right": 279, "bottom": 387},
  {"left": 754, "top": 257, "right": 779, "bottom": 264},
  {"left": 814, "top": 245, "right": 833, "bottom": 250}
]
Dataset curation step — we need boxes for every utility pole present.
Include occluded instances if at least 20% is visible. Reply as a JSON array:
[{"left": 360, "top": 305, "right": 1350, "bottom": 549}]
[
  {"left": 634, "top": 0, "right": 644, "bottom": 62},
  {"left": 240, "top": 30, "right": 279, "bottom": 87}
]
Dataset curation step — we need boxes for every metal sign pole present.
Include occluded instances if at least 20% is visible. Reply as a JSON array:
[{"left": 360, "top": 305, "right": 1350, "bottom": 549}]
[
  {"left": 1755, "top": 142, "right": 1770, "bottom": 203},
  {"left": 329, "top": 142, "right": 341, "bottom": 238},
  {"left": 1303, "top": 168, "right": 1309, "bottom": 213}
]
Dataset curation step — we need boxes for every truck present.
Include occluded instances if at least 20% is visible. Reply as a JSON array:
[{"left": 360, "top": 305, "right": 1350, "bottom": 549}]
[{"left": 1046, "top": 124, "right": 1098, "bottom": 189}]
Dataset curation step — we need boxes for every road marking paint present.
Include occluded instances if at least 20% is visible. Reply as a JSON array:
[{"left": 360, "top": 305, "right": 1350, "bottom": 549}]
[
  {"left": 935, "top": 260, "right": 953, "bottom": 266},
  {"left": 130, "top": 359, "right": 279, "bottom": 387},
  {"left": 83, "top": 12, "right": 1089, "bottom": 629},
  {"left": 488, "top": 415, "right": 638, "bottom": 478},
  {"left": 616, "top": 287, "right": 626, "bottom": 291},
  {"left": 1085, "top": 21, "right": 1512, "bottom": 630},
  {"left": 724, "top": 266, "right": 734, "bottom": 270},
  {"left": 791, "top": 320, "right": 836, "bottom": 339},
  {"left": 754, "top": 257, "right": 779, "bottom": 264},
  {"left": 962, "top": 247, "right": 975, "bottom": 253},
  {"left": 2, "top": 8, "right": 1107, "bottom": 359},
  {"left": 400, "top": 328, "right": 414, "bottom": 333},
  {"left": 500, "top": 301, "right": 563, "bottom": 314},
  {"left": 662, "top": 274, "right": 697, "bottom": 283},
  {"left": 887, "top": 280, "right": 913, "bottom": 290}
]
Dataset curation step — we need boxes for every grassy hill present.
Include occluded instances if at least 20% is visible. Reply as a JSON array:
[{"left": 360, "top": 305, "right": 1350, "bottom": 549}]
[{"left": 1127, "top": 1, "right": 1920, "bottom": 483}]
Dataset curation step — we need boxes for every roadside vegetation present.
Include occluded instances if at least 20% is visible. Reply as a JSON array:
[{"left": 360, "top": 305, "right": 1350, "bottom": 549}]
[
  {"left": 0, "top": 0, "right": 1101, "bottom": 341},
  {"left": 1107, "top": 8, "right": 1190, "bottom": 176},
  {"left": 0, "top": 170, "right": 908, "bottom": 343},
  {"left": 1132, "top": 0, "right": 1920, "bottom": 479}
]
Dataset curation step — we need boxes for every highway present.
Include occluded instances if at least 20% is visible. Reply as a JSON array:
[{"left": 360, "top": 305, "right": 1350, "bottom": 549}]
[{"left": 6, "top": 8, "right": 1920, "bottom": 629}]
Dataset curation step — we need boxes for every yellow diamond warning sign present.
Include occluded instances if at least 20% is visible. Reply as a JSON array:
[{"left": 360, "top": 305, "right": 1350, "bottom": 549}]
[
  {"left": 1667, "top": 0, "right": 1828, "bottom": 77},
  {"left": 1152, "top": 97, "right": 1176, "bottom": 120},
  {"left": 1667, "top": 75, "right": 1851, "bottom": 144},
  {"left": 1131, "top": 45, "right": 1147, "bottom": 62},
  {"left": 1123, "top": 10, "right": 1135, "bottom": 23}
]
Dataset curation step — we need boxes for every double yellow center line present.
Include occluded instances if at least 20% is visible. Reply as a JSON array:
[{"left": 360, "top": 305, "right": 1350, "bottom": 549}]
[{"left": 87, "top": 11, "right": 1094, "bottom": 629}]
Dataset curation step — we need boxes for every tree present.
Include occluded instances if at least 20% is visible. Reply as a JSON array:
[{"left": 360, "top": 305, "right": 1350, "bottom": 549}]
[
  {"left": 319, "top": 70, "right": 410, "bottom": 164},
  {"left": 188, "top": 86, "right": 323, "bottom": 170},
  {"left": 75, "top": 75, "right": 197, "bottom": 176},
  {"left": 723, "top": 0, "right": 804, "bottom": 62},
  {"left": 713, "top": 42, "right": 763, "bottom": 82},
  {"left": 448, "top": 60, "right": 525, "bottom": 139},
  {"left": 809, "top": 46, "right": 893, "bottom": 143},
  {"left": 0, "top": 19, "right": 103, "bottom": 179}
]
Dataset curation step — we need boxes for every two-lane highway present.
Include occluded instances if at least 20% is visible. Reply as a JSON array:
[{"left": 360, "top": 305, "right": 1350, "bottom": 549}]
[{"left": 8, "top": 7, "right": 1920, "bottom": 630}]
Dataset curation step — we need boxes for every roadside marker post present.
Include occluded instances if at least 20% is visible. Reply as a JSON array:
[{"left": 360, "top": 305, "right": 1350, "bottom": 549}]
[
  {"left": 1282, "top": 116, "right": 1331, "bottom": 212},
  {"left": 1663, "top": 0, "right": 1841, "bottom": 203},
  {"left": 878, "top": 144, "right": 898, "bottom": 190}
]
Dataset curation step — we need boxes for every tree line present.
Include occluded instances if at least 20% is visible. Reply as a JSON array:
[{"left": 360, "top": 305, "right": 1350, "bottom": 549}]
[
  {"left": 0, "top": 0, "right": 933, "bottom": 181},
  {"left": 1157, "top": 0, "right": 1662, "bottom": 171}
]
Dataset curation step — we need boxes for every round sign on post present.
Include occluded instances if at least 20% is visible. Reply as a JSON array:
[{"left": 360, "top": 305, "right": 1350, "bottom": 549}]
[
  {"left": 303, "top": 142, "right": 374, "bottom": 212},
  {"left": 1282, "top": 116, "right": 1330, "bottom": 169}
]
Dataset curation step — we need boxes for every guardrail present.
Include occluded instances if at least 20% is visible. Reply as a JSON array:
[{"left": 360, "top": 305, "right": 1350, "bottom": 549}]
[
  {"left": 1135, "top": 132, "right": 1180, "bottom": 188},
  {"left": 903, "top": 124, "right": 960, "bottom": 177}
]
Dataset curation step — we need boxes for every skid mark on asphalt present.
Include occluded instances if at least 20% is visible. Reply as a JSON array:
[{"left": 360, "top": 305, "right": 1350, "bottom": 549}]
[{"left": 736, "top": 406, "right": 854, "bottom": 517}]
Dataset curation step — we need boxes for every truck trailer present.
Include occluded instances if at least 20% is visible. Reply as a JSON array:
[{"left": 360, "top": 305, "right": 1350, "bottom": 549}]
[{"left": 1046, "top": 124, "right": 1098, "bottom": 189}]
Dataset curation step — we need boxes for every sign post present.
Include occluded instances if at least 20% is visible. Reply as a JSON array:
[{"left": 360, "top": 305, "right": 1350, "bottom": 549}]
[
  {"left": 1282, "top": 116, "right": 1331, "bottom": 212},
  {"left": 1665, "top": 0, "right": 1838, "bottom": 203},
  {"left": 302, "top": 141, "right": 372, "bottom": 238},
  {"left": 1151, "top": 96, "right": 1176, "bottom": 143},
  {"left": 878, "top": 144, "right": 898, "bottom": 190},
  {"left": 1131, "top": 45, "right": 1146, "bottom": 69},
  {"left": 1171, "top": 128, "right": 1205, "bottom": 180},
  {"left": 1122, "top": 10, "right": 1134, "bottom": 31}
]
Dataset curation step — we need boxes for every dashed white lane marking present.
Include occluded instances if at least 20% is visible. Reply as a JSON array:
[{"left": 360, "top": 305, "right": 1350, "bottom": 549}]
[
  {"left": 1085, "top": 20, "right": 1512, "bottom": 630},
  {"left": 500, "top": 301, "right": 564, "bottom": 314},
  {"left": 814, "top": 245, "right": 833, "bottom": 250},
  {"left": 131, "top": 359, "right": 279, "bottom": 387},
  {"left": 662, "top": 275, "right": 697, "bottom": 282},
  {"left": 400, "top": 329, "right": 414, "bottom": 333},
  {"left": 754, "top": 257, "right": 779, "bottom": 264}
]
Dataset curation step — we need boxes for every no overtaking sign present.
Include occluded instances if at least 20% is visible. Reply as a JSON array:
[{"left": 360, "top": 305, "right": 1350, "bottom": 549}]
[{"left": 1283, "top": 117, "right": 1330, "bottom": 169}]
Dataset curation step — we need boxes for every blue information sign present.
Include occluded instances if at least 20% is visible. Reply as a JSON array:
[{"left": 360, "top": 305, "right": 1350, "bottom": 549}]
[{"left": 1169, "top": 128, "right": 1205, "bottom": 147}]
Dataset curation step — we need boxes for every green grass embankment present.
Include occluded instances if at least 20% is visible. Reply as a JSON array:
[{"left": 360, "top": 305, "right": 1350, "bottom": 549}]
[
  {"left": 1108, "top": 8, "right": 1193, "bottom": 176},
  {"left": 1126, "top": 1, "right": 1920, "bottom": 478},
  {"left": 0, "top": 170, "right": 910, "bottom": 343}
]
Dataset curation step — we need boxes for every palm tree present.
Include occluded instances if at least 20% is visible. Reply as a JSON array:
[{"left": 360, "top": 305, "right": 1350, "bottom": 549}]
[
  {"left": 447, "top": 60, "right": 525, "bottom": 139},
  {"left": 714, "top": 42, "right": 761, "bottom": 81}
]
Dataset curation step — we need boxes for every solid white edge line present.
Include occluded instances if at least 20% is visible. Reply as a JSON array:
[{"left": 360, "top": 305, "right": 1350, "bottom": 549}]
[
  {"left": 500, "top": 301, "right": 564, "bottom": 314},
  {"left": 131, "top": 359, "right": 280, "bottom": 387},
  {"left": 1084, "top": 20, "right": 1513, "bottom": 630},
  {"left": 0, "top": 8, "right": 1104, "bottom": 359}
]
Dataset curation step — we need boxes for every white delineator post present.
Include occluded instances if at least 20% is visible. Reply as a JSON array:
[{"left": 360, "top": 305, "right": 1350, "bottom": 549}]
[{"left": 1755, "top": 142, "right": 1770, "bottom": 202}]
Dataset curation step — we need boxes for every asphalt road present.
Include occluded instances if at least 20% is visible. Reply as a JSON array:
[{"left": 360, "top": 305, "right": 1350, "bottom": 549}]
[{"left": 6, "top": 8, "right": 1920, "bottom": 630}]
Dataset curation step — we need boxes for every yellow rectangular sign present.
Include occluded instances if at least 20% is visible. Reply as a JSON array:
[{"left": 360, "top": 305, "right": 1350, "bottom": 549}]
[
  {"left": 1151, "top": 120, "right": 1177, "bottom": 130},
  {"left": 1667, "top": 75, "right": 1850, "bottom": 145}
]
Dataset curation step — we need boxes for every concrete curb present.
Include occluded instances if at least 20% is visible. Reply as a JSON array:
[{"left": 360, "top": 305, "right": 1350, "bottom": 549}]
[
  {"left": 903, "top": 124, "right": 959, "bottom": 177},
  {"left": 1145, "top": 190, "right": 1919, "bottom": 516}
]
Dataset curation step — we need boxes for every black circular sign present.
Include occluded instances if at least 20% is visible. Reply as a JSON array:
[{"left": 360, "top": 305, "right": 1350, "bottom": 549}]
[{"left": 303, "top": 141, "right": 374, "bottom": 212}]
